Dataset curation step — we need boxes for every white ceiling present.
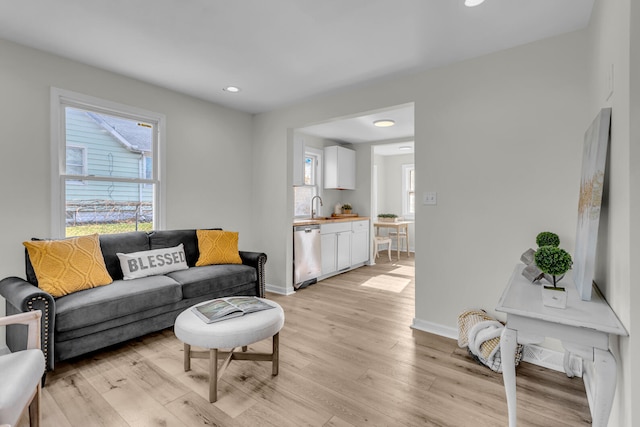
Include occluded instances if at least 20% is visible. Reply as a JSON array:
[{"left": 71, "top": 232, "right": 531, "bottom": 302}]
[
  {"left": 0, "top": 0, "right": 594, "bottom": 117},
  {"left": 299, "top": 103, "right": 415, "bottom": 145},
  {"left": 373, "top": 141, "right": 415, "bottom": 157}
]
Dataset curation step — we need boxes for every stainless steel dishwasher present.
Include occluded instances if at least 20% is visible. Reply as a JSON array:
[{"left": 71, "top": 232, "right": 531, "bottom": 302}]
[{"left": 293, "top": 224, "right": 321, "bottom": 289}]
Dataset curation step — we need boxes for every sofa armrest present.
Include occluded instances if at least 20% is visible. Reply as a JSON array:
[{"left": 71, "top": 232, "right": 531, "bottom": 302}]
[
  {"left": 239, "top": 251, "right": 267, "bottom": 298},
  {"left": 0, "top": 277, "right": 55, "bottom": 370}
]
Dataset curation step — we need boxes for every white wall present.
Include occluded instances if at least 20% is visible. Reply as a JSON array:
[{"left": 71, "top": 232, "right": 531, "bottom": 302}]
[
  {"left": 587, "top": 1, "right": 635, "bottom": 425},
  {"left": 254, "top": 29, "right": 590, "bottom": 316},
  {"left": 630, "top": 3, "right": 640, "bottom": 425},
  {"left": 0, "top": 39, "right": 255, "bottom": 346}
]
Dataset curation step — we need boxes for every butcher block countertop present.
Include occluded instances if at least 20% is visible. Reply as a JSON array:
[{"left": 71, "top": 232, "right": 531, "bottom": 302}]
[{"left": 293, "top": 216, "right": 370, "bottom": 226}]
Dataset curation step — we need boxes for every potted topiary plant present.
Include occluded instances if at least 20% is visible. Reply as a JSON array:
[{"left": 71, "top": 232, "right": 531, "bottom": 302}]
[
  {"left": 342, "top": 203, "right": 352, "bottom": 214},
  {"left": 521, "top": 231, "right": 562, "bottom": 282},
  {"left": 534, "top": 246, "right": 573, "bottom": 286},
  {"left": 536, "top": 231, "right": 560, "bottom": 248}
]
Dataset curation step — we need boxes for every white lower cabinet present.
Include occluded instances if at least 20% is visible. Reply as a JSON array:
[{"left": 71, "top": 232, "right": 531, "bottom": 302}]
[
  {"left": 336, "top": 231, "right": 351, "bottom": 271},
  {"left": 320, "top": 222, "right": 351, "bottom": 276},
  {"left": 320, "top": 233, "right": 337, "bottom": 275},
  {"left": 351, "top": 220, "right": 369, "bottom": 265},
  {"left": 320, "top": 219, "right": 369, "bottom": 279}
]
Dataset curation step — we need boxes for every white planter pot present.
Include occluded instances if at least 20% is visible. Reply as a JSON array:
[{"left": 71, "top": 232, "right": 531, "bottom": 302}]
[{"left": 541, "top": 286, "right": 567, "bottom": 309}]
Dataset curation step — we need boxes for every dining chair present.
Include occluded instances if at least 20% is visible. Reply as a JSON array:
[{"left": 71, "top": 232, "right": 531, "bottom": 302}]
[
  {"left": 0, "top": 310, "right": 45, "bottom": 427},
  {"left": 388, "top": 218, "right": 408, "bottom": 254},
  {"left": 374, "top": 236, "right": 392, "bottom": 261}
]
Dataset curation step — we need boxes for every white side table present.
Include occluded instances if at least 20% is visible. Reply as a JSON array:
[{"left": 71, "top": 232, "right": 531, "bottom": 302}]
[
  {"left": 174, "top": 298, "right": 285, "bottom": 402},
  {"left": 496, "top": 264, "right": 627, "bottom": 427}
]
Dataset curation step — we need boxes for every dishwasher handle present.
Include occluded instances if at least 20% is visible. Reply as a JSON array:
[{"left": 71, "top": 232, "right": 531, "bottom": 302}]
[{"left": 294, "top": 225, "right": 320, "bottom": 233}]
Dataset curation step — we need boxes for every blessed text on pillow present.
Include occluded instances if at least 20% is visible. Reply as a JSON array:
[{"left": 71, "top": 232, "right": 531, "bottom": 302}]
[{"left": 117, "top": 244, "right": 188, "bottom": 280}]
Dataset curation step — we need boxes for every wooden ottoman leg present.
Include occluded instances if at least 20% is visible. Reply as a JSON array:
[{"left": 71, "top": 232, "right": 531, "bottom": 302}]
[
  {"left": 209, "top": 349, "right": 218, "bottom": 403},
  {"left": 184, "top": 343, "right": 191, "bottom": 371},
  {"left": 272, "top": 332, "right": 280, "bottom": 376}
]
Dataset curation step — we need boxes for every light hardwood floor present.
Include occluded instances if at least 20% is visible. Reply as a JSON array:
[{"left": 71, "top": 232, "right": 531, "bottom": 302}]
[{"left": 19, "top": 255, "right": 591, "bottom": 426}]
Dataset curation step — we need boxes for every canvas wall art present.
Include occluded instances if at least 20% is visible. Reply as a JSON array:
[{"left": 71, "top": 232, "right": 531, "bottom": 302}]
[{"left": 573, "top": 107, "right": 611, "bottom": 301}]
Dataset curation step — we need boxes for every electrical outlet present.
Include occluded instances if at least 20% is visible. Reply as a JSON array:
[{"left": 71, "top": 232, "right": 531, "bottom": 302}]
[{"left": 423, "top": 192, "right": 437, "bottom": 205}]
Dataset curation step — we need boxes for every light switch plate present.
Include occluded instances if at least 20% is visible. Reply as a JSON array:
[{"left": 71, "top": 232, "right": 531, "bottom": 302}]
[{"left": 423, "top": 192, "right": 437, "bottom": 205}]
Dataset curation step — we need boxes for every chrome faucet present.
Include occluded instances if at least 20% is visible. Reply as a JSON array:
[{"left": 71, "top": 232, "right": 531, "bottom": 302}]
[{"left": 311, "top": 195, "right": 323, "bottom": 219}]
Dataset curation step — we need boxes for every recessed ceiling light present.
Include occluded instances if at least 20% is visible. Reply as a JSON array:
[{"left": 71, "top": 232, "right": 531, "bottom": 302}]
[
  {"left": 399, "top": 146, "right": 412, "bottom": 151},
  {"left": 373, "top": 119, "right": 395, "bottom": 127},
  {"left": 223, "top": 86, "right": 241, "bottom": 93},
  {"left": 464, "top": 0, "right": 485, "bottom": 6}
]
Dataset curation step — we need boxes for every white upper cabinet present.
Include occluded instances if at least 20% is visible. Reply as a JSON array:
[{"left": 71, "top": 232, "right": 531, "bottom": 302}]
[{"left": 324, "top": 146, "right": 355, "bottom": 190}]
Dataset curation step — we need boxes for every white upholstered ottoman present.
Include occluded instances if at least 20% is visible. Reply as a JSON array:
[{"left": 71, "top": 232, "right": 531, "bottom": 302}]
[{"left": 174, "top": 298, "right": 284, "bottom": 402}]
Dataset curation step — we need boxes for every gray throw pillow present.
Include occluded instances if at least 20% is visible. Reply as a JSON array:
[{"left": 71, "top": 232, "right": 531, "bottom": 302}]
[{"left": 117, "top": 244, "right": 188, "bottom": 280}]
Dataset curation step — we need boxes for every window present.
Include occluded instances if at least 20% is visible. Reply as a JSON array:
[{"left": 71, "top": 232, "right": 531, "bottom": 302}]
[
  {"left": 402, "top": 164, "right": 415, "bottom": 219},
  {"left": 51, "top": 88, "right": 166, "bottom": 237},
  {"left": 294, "top": 148, "right": 322, "bottom": 217}
]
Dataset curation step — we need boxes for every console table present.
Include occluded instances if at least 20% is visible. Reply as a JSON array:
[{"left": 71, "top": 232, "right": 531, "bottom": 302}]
[{"left": 496, "top": 264, "right": 627, "bottom": 427}]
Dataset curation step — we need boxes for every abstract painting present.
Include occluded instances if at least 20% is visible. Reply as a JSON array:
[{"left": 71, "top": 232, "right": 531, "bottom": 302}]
[{"left": 573, "top": 107, "right": 611, "bottom": 301}]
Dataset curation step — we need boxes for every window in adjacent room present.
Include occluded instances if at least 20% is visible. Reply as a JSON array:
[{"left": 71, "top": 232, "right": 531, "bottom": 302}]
[
  {"left": 51, "top": 88, "right": 166, "bottom": 237},
  {"left": 402, "top": 163, "right": 415, "bottom": 219},
  {"left": 294, "top": 147, "right": 323, "bottom": 217}
]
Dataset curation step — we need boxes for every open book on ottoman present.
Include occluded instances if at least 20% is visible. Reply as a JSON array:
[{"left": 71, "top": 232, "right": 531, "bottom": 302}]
[{"left": 192, "top": 296, "right": 274, "bottom": 323}]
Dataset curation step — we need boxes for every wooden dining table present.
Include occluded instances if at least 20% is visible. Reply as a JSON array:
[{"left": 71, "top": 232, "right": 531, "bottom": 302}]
[{"left": 373, "top": 221, "right": 413, "bottom": 260}]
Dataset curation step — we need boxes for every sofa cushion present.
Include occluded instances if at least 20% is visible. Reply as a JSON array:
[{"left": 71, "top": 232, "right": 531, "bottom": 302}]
[
  {"left": 167, "top": 264, "right": 256, "bottom": 299},
  {"left": 55, "top": 275, "right": 182, "bottom": 332},
  {"left": 23, "top": 234, "right": 113, "bottom": 297},
  {"left": 117, "top": 244, "right": 188, "bottom": 280},
  {"left": 99, "top": 232, "right": 150, "bottom": 280},
  {"left": 195, "top": 230, "right": 242, "bottom": 266}
]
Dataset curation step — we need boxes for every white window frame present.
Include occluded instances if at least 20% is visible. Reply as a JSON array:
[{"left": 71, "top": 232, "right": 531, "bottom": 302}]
[
  {"left": 402, "top": 163, "right": 415, "bottom": 220},
  {"left": 305, "top": 147, "right": 323, "bottom": 188},
  {"left": 293, "top": 147, "right": 323, "bottom": 218},
  {"left": 50, "top": 87, "right": 166, "bottom": 237}
]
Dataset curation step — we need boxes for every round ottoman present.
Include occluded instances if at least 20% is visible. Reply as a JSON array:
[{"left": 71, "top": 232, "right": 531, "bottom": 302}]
[{"left": 174, "top": 298, "right": 284, "bottom": 402}]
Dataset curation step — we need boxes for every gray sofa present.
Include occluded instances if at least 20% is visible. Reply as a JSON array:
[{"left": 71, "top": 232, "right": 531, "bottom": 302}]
[{"left": 0, "top": 229, "right": 267, "bottom": 372}]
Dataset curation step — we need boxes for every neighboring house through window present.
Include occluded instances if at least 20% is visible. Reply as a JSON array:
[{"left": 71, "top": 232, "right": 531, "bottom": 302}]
[
  {"left": 402, "top": 163, "right": 415, "bottom": 219},
  {"left": 51, "top": 88, "right": 166, "bottom": 237},
  {"left": 294, "top": 147, "right": 323, "bottom": 217}
]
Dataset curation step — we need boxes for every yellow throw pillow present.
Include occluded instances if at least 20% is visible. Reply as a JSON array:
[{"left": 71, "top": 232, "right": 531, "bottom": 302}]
[
  {"left": 23, "top": 234, "right": 113, "bottom": 297},
  {"left": 195, "top": 230, "right": 242, "bottom": 266}
]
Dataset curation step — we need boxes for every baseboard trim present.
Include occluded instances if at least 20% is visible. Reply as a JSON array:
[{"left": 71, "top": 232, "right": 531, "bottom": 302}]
[
  {"left": 411, "top": 318, "right": 582, "bottom": 376},
  {"left": 411, "top": 318, "right": 458, "bottom": 340},
  {"left": 265, "top": 283, "right": 295, "bottom": 296}
]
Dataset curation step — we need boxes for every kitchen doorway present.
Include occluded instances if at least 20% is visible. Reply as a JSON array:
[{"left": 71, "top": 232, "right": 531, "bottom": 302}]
[{"left": 372, "top": 141, "right": 415, "bottom": 255}]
